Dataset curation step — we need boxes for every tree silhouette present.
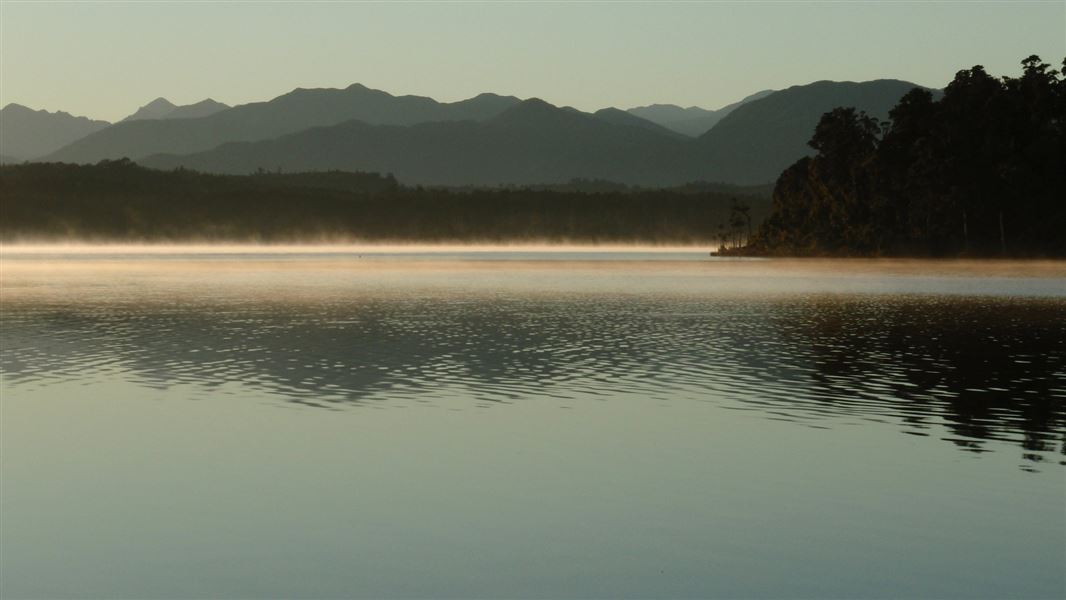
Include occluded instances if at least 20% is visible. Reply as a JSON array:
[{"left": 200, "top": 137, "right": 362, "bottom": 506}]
[{"left": 743, "top": 55, "right": 1066, "bottom": 256}]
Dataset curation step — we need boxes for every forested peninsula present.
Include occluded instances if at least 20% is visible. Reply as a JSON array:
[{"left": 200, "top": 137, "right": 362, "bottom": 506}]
[{"left": 733, "top": 56, "right": 1066, "bottom": 257}]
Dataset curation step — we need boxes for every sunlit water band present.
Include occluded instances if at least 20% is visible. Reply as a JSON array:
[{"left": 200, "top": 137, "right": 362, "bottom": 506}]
[{"left": 3, "top": 249, "right": 1064, "bottom": 470}]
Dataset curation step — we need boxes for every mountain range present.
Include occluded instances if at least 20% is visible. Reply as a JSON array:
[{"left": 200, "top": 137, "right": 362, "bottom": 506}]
[
  {"left": 142, "top": 99, "right": 689, "bottom": 186},
  {"left": 140, "top": 80, "right": 925, "bottom": 185},
  {"left": 1, "top": 97, "right": 231, "bottom": 160},
  {"left": 11, "top": 79, "right": 931, "bottom": 185},
  {"left": 44, "top": 85, "right": 523, "bottom": 165}
]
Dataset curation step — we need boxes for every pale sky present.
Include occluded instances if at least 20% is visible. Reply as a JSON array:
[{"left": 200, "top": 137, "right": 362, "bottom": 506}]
[{"left": 2, "top": 1, "right": 1063, "bottom": 122}]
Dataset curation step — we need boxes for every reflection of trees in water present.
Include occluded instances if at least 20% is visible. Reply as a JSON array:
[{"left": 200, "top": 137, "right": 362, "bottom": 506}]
[
  {"left": 3, "top": 295, "right": 1063, "bottom": 467},
  {"left": 766, "top": 297, "right": 1066, "bottom": 468}
]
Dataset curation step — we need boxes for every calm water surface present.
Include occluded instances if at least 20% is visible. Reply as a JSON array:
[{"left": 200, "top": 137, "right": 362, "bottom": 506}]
[{"left": 2, "top": 248, "right": 1064, "bottom": 599}]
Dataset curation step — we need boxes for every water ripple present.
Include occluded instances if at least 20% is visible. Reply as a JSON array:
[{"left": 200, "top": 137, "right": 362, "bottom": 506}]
[{"left": 3, "top": 289, "right": 1064, "bottom": 468}]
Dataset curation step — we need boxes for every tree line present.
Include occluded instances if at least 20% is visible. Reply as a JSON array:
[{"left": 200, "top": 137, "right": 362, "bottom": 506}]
[
  {"left": 0, "top": 160, "right": 768, "bottom": 244},
  {"left": 742, "top": 55, "right": 1065, "bottom": 256}
]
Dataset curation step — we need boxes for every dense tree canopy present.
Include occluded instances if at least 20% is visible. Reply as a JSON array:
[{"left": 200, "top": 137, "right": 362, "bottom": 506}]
[{"left": 749, "top": 56, "right": 1066, "bottom": 256}]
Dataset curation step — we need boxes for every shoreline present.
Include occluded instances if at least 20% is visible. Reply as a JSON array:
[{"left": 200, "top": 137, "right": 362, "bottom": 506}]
[{"left": 2, "top": 241, "right": 1065, "bottom": 261}]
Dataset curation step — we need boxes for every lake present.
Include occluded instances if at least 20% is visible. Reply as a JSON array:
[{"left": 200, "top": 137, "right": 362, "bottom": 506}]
[{"left": 2, "top": 247, "right": 1064, "bottom": 599}]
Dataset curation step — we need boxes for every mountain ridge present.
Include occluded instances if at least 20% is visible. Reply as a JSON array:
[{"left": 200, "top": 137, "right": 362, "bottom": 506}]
[
  {"left": 123, "top": 98, "right": 232, "bottom": 121},
  {"left": 39, "top": 78, "right": 929, "bottom": 185},
  {"left": 123, "top": 98, "right": 178, "bottom": 121},
  {"left": 140, "top": 79, "right": 926, "bottom": 185},
  {"left": 44, "top": 85, "right": 524, "bottom": 164},
  {"left": 0, "top": 103, "right": 111, "bottom": 160},
  {"left": 141, "top": 98, "right": 689, "bottom": 185}
]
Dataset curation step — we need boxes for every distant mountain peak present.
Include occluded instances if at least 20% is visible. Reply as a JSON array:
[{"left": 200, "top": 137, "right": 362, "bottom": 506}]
[
  {"left": 144, "top": 97, "right": 175, "bottom": 108},
  {"left": 166, "top": 99, "right": 230, "bottom": 120},
  {"left": 338, "top": 83, "right": 398, "bottom": 99},
  {"left": 518, "top": 97, "right": 553, "bottom": 108},
  {"left": 630, "top": 102, "right": 708, "bottom": 112},
  {"left": 493, "top": 98, "right": 558, "bottom": 118},
  {"left": 123, "top": 98, "right": 178, "bottom": 121},
  {"left": 490, "top": 98, "right": 587, "bottom": 127},
  {"left": 122, "top": 97, "right": 229, "bottom": 122},
  {"left": 341, "top": 83, "right": 396, "bottom": 98},
  {"left": 2, "top": 103, "right": 85, "bottom": 121},
  {"left": 3, "top": 102, "right": 33, "bottom": 113}
]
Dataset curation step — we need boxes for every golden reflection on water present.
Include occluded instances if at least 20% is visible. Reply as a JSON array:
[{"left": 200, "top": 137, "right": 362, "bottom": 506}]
[
  {"left": 1, "top": 243, "right": 720, "bottom": 254},
  {"left": 4, "top": 250, "right": 1066, "bottom": 311}
]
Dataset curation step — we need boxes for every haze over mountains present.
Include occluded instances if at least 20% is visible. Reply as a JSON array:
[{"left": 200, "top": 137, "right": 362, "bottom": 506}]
[
  {"left": 12, "top": 78, "right": 931, "bottom": 185},
  {"left": 628, "top": 90, "right": 774, "bottom": 137}
]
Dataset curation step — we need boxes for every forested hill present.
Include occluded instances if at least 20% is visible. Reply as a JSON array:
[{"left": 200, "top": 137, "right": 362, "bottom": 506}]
[
  {"left": 736, "top": 56, "right": 1066, "bottom": 257},
  {"left": 0, "top": 161, "right": 769, "bottom": 243}
]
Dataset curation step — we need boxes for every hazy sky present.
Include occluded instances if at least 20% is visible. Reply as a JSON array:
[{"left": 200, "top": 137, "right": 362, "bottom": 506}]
[{"left": 2, "top": 1, "right": 1063, "bottom": 122}]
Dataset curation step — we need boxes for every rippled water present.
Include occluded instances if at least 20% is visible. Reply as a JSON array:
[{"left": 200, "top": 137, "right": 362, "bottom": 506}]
[{"left": 2, "top": 249, "right": 1065, "bottom": 598}]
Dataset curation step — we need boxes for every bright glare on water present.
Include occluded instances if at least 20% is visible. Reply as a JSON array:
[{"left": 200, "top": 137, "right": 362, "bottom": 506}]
[{"left": 1, "top": 247, "right": 1064, "bottom": 599}]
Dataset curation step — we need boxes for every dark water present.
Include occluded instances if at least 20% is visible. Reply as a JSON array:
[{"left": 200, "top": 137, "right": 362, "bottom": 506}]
[{"left": 2, "top": 249, "right": 1064, "bottom": 598}]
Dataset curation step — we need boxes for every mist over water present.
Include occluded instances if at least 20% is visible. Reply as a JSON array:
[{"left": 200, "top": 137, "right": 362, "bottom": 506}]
[{"left": 2, "top": 248, "right": 1064, "bottom": 598}]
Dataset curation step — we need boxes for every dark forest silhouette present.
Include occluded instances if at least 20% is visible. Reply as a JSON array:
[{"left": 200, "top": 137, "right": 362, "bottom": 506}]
[
  {"left": 738, "top": 56, "right": 1065, "bottom": 256},
  {"left": 0, "top": 160, "right": 768, "bottom": 243}
]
